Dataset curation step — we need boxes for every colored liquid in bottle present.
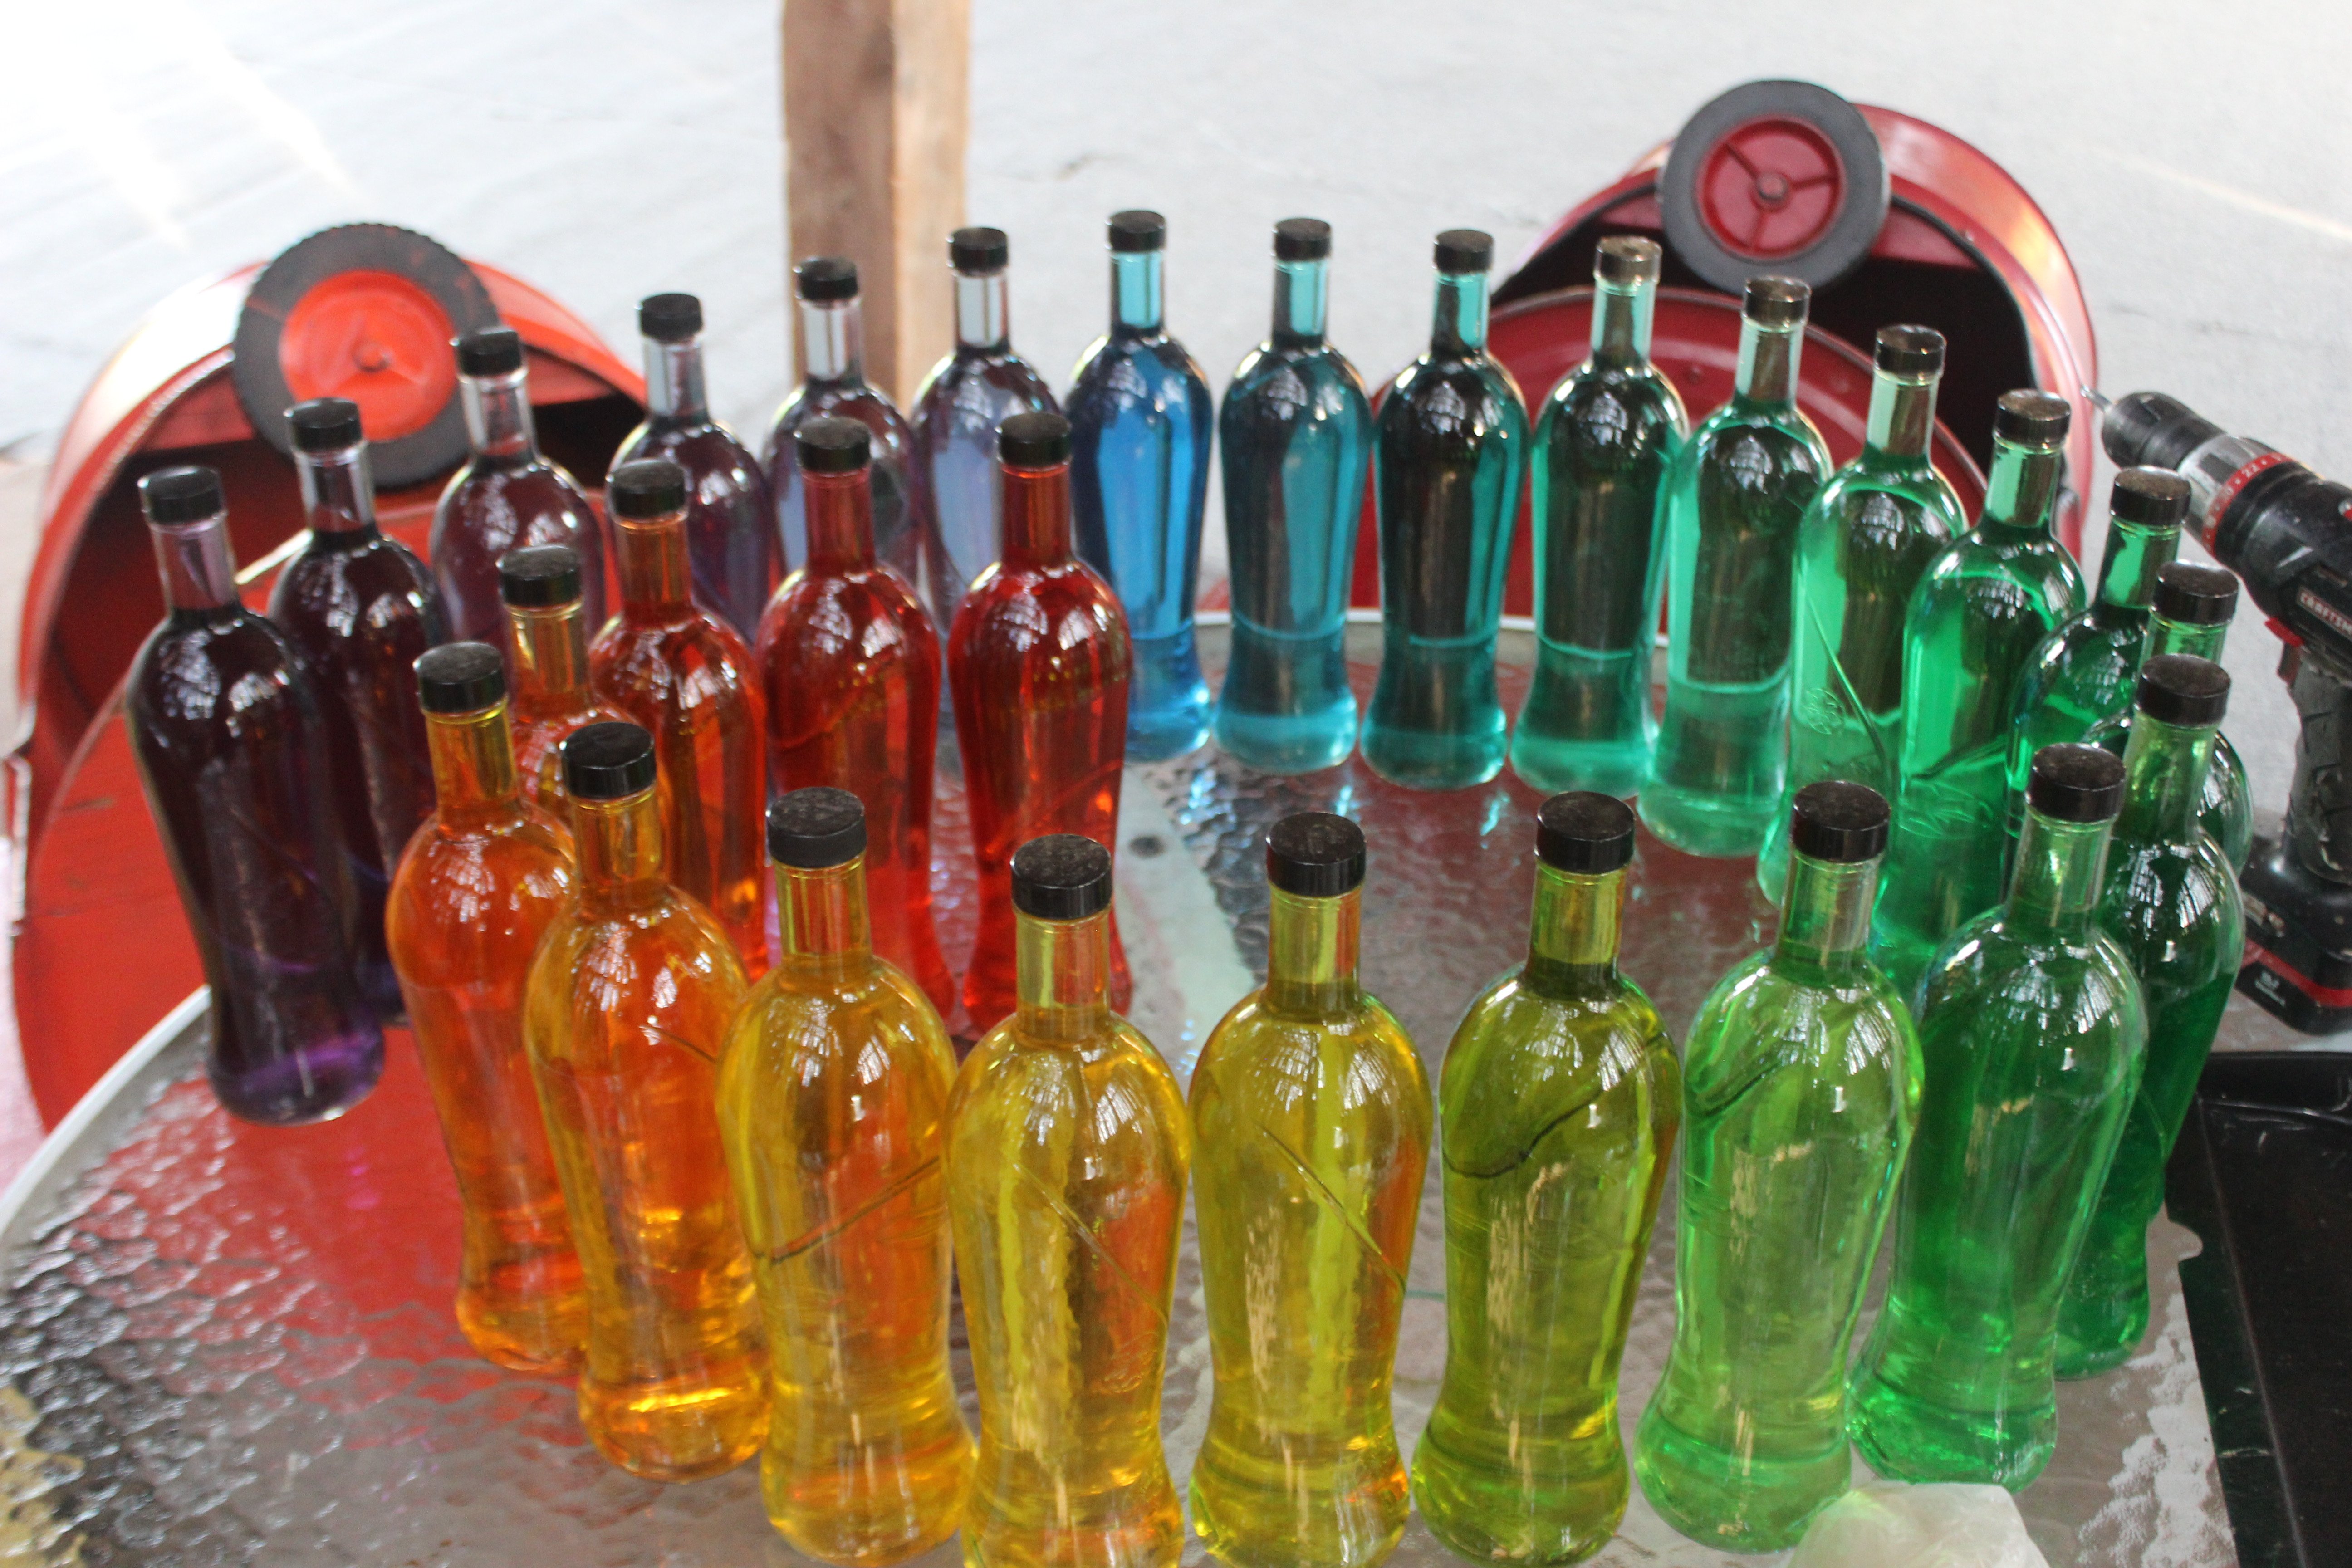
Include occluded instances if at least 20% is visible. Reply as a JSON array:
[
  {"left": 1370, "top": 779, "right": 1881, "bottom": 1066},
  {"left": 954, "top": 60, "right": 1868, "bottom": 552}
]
[{"left": 500, "top": 547, "right": 631, "bottom": 817}]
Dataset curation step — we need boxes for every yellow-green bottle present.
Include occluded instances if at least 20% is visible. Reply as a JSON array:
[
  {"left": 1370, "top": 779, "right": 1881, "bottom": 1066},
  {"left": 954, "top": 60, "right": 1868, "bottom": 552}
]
[
  {"left": 717, "top": 789, "right": 971, "bottom": 1562},
  {"left": 1190, "top": 813, "right": 1431, "bottom": 1568}
]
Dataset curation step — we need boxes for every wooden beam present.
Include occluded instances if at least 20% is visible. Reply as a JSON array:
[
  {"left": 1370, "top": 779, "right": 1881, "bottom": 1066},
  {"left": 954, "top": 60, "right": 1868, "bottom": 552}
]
[{"left": 782, "top": 0, "right": 969, "bottom": 405}]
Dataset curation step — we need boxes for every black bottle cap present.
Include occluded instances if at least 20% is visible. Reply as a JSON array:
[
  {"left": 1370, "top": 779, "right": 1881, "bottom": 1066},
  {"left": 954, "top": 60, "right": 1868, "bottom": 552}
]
[
  {"left": 768, "top": 787, "right": 867, "bottom": 868},
  {"left": 797, "top": 417, "right": 872, "bottom": 474},
  {"left": 2153, "top": 561, "right": 2239, "bottom": 625},
  {"left": 2108, "top": 466, "right": 2190, "bottom": 529},
  {"left": 795, "top": 255, "right": 858, "bottom": 301},
  {"left": 638, "top": 292, "right": 702, "bottom": 343},
  {"left": 2136, "top": 653, "right": 2231, "bottom": 728},
  {"left": 138, "top": 465, "right": 224, "bottom": 524},
  {"left": 1434, "top": 230, "right": 1495, "bottom": 274},
  {"left": 456, "top": 326, "right": 524, "bottom": 377},
  {"left": 1535, "top": 792, "right": 1637, "bottom": 874},
  {"left": 1743, "top": 275, "right": 1810, "bottom": 328},
  {"left": 499, "top": 544, "right": 583, "bottom": 608},
  {"left": 998, "top": 411, "right": 1071, "bottom": 468},
  {"left": 608, "top": 458, "right": 688, "bottom": 519},
  {"left": 1011, "top": 834, "right": 1113, "bottom": 920},
  {"left": 1274, "top": 218, "right": 1331, "bottom": 261},
  {"left": 288, "top": 397, "right": 364, "bottom": 453},
  {"left": 1109, "top": 210, "right": 1166, "bottom": 253},
  {"left": 1874, "top": 324, "right": 1945, "bottom": 377},
  {"left": 2027, "top": 744, "right": 2127, "bottom": 823},
  {"left": 1266, "top": 813, "right": 1366, "bottom": 897},
  {"left": 1993, "top": 389, "right": 2071, "bottom": 449},
  {"left": 1789, "top": 782, "right": 1891, "bottom": 863},
  {"left": 415, "top": 641, "right": 506, "bottom": 714},
  {"left": 950, "top": 226, "right": 1009, "bottom": 274},
  {"left": 1594, "top": 235, "right": 1661, "bottom": 287},
  {"left": 563, "top": 721, "right": 657, "bottom": 801}
]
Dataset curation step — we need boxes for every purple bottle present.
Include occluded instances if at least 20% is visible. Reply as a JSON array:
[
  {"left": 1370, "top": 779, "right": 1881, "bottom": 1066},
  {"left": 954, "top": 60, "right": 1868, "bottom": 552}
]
[
  {"left": 269, "top": 398, "right": 449, "bottom": 1020},
  {"left": 611, "top": 293, "right": 775, "bottom": 641},
  {"left": 128, "top": 466, "right": 385, "bottom": 1125},
  {"left": 431, "top": 327, "right": 608, "bottom": 643}
]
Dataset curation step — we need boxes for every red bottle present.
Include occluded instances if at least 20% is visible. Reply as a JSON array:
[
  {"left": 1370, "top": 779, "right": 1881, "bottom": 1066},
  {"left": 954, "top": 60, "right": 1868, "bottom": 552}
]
[
  {"left": 592, "top": 459, "right": 768, "bottom": 968},
  {"left": 757, "top": 418, "right": 953, "bottom": 1014},
  {"left": 948, "top": 412, "right": 1132, "bottom": 1033}
]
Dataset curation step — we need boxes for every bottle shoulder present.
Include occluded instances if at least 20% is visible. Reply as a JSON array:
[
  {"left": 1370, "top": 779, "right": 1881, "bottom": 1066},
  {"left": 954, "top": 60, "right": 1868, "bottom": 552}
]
[
  {"left": 129, "top": 612, "right": 313, "bottom": 737},
  {"left": 1683, "top": 399, "right": 1832, "bottom": 480},
  {"left": 757, "top": 564, "right": 935, "bottom": 666},
  {"left": 1228, "top": 339, "right": 1369, "bottom": 402},
  {"left": 912, "top": 348, "right": 1058, "bottom": 432},
  {"left": 1682, "top": 951, "right": 1920, "bottom": 1101},
  {"left": 618, "top": 419, "right": 771, "bottom": 500},
  {"left": 269, "top": 536, "right": 446, "bottom": 642},
  {"left": 947, "top": 559, "right": 1128, "bottom": 664},
  {"left": 594, "top": 609, "right": 758, "bottom": 691},
  {"left": 1921, "top": 919, "right": 2149, "bottom": 1045},
  {"left": 535, "top": 890, "right": 749, "bottom": 1020},
  {"left": 1439, "top": 972, "right": 1678, "bottom": 1161},
  {"left": 1384, "top": 353, "right": 1529, "bottom": 433},
  {"left": 724, "top": 962, "right": 958, "bottom": 1094},
  {"left": 389, "top": 818, "right": 574, "bottom": 947},
  {"left": 2098, "top": 837, "right": 2247, "bottom": 968},
  {"left": 951, "top": 1017, "right": 1189, "bottom": 1132},
  {"left": 769, "top": 381, "right": 912, "bottom": 461},
  {"left": 1191, "top": 990, "right": 1431, "bottom": 1102},
  {"left": 437, "top": 457, "right": 594, "bottom": 527}
]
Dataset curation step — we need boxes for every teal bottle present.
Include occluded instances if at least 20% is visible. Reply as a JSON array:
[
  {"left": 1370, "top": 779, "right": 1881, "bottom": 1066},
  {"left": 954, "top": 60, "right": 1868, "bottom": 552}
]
[
  {"left": 1848, "top": 745, "right": 2148, "bottom": 1489},
  {"left": 2058, "top": 658, "right": 2243, "bottom": 1377},
  {"left": 1508, "top": 238, "right": 1686, "bottom": 799},
  {"left": 1361, "top": 230, "right": 1528, "bottom": 790},
  {"left": 1632, "top": 783, "right": 1919, "bottom": 1553},
  {"left": 2087, "top": 562, "right": 2252, "bottom": 871},
  {"left": 1756, "top": 326, "right": 1962, "bottom": 904},
  {"left": 1641, "top": 277, "right": 1830, "bottom": 857},
  {"left": 1872, "top": 392, "right": 2086, "bottom": 996}
]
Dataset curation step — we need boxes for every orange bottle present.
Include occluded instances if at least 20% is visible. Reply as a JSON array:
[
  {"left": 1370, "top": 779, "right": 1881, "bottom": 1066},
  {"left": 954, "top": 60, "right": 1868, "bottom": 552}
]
[{"left": 499, "top": 544, "right": 629, "bottom": 815}]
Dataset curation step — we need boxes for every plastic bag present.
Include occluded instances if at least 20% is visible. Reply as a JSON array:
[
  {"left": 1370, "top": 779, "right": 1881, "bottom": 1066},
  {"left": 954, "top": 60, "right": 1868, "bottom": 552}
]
[{"left": 1789, "top": 1480, "right": 2051, "bottom": 1568}]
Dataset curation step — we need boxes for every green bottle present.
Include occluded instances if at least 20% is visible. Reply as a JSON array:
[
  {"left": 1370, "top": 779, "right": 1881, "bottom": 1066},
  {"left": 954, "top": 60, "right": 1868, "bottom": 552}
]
[
  {"left": 1633, "top": 783, "right": 1919, "bottom": 1552},
  {"left": 1414, "top": 794, "right": 1678, "bottom": 1565},
  {"left": 1190, "top": 813, "right": 1430, "bottom": 1568},
  {"left": 1848, "top": 745, "right": 2148, "bottom": 1489},
  {"left": 2058, "top": 658, "right": 2243, "bottom": 1377},
  {"left": 1509, "top": 239, "right": 1687, "bottom": 799},
  {"left": 1757, "top": 325, "right": 1964, "bottom": 905},
  {"left": 1642, "top": 277, "right": 1830, "bottom": 857},
  {"left": 1872, "top": 392, "right": 2086, "bottom": 996}
]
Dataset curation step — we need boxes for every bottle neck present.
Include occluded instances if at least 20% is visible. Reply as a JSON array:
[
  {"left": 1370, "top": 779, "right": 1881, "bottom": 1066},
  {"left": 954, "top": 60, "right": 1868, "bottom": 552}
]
[
  {"left": 462, "top": 369, "right": 539, "bottom": 461},
  {"left": 1111, "top": 251, "right": 1164, "bottom": 335},
  {"left": 2146, "top": 614, "right": 2227, "bottom": 663},
  {"left": 573, "top": 787, "right": 666, "bottom": 907},
  {"left": 1265, "top": 888, "right": 1362, "bottom": 1018},
  {"left": 426, "top": 703, "right": 524, "bottom": 825},
  {"left": 1980, "top": 436, "right": 2064, "bottom": 537},
  {"left": 777, "top": 858, "right": 873, "bottom": 979},
  {"left": 2117, "top": 713, "right": 2218, "bottom": 844},
  {"left": 955, "top": 271, "right": 1010, "bottom": 351},
  {"left": 2005, "top": 809, "right": 2113, "bottom": 939},
  {"left": 1523, "top": 865, "right": 1625, "bottom": 998},
  {"left": 645, "top": 336, "right": 710, "bottom": 423},
  {"left": 614, "top": 509, "right": 695, "bottom": 620},
  {"left": 506, "top": 601, "right": 593, "bottom": 713},
  {"left": 149, "top": 515, "right": 240, "bottom": 614},
  {"left": 1588, "top": 277, "right": 1656, "bottom": 369},
  {"left": 1774, "top": 853, "right": 1879, "bottom": 977},
  {"left": 296, "top": 444, "right": 379, "bottom": 535},
  {"left": 1014, "top": 909, "right": 1113, "bottom": 1045},
  {"left": 2095, "top": 518, "right": 2177, "bottom": 613},
  {"left": 1431, "top": 271, "right": 1489, "bottom": 356},
  {"left": 1863, "top": 368, "right": 1938, "bottom": 461},
  {"left": 1000, "top": 461, "right": 1074, "bottom": 564},
  {"left": 1272, "top": 256, "right": 1328, "bottom": 347},
  {"left": 800, "top": 295, "right": 865, "bottom": 382},
  {"left": 1734, "top": 318, "right": 1802, "bottom": 404},
  {"left": 805, "top": 470, "right": 878, "bottom": 569}
]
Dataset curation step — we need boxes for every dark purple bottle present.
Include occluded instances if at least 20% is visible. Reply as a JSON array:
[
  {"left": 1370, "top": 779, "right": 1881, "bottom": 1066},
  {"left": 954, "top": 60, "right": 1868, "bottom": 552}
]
[
  {"left": 432, "top": 327, "right": 608, "bottom": 643},
  {"left": 611, "top": 293, "right": 775, "bottom": 640},
  {"left": 269, "top": 398, "right": 448, "bottom": 1020},
  {"left": 128, "top": 466, "right": 385, "bottom": 1125}
]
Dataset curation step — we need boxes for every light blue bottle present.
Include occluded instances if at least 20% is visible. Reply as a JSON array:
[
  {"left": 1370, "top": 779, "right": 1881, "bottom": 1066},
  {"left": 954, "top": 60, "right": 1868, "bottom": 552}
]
[
  {"left": 1069, "top": 210, "right": 1215, "bottom": 760},
  {"left": 1214, "top": 218, "right": 1371, "bottom": 775}
]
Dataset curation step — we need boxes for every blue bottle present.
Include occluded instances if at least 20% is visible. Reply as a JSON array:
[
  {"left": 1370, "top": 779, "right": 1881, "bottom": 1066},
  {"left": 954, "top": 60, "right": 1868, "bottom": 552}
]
[
  {"left": 1213, "top": 218, "right": 1372, "bottom": 774},
  {"left": 1362, "top": 230, "right": 1528, "bottom": 790},
  {"left": 1068, "top": 211, "right": 1215, "bottom": 760}
]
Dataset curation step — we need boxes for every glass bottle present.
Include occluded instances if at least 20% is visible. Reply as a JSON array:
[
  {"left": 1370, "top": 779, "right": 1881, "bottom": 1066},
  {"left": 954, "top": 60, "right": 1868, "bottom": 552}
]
[
  {"left": 1633, "top": 783, "right": 1918, "bottom": 1553},
  {"left": 1872, "top": 392, "right": 2086, "bottom": 996},
  {"left": 1509, "top": 238, "right": 1688, "bottom": 800},
  {"left": 909, "top": 227, "right": 1059, "bottom": 625},
  {"left": 2087, "top": 561, "right": 2252, "bottom": 869},
  {"left": 431, "top": 327, "right": 608, "bottom": 642},
  {"left": 497, "top": 544, "right": 631, "bottom": 816},
  {"left": 1849, "top": 745, "right": 2146, "bottom": 1487},
  {"left": 717, "top": 790, "right": 970, "bottom": 1561},
  {"left": 1756, "top": 326, "right": 1961, "bottom": 904},
  {"left": 126, "top": 466, "right": 385, "bottom": 1126},
  {"left": 1641, "top": 277, "right": 1832, "bottom": 858},
  {"left": 1190, "top": 814, "right": 1430, "bottom": 1568},
  {"left": 611, "top": 292, "right": 776, "bottom": 642},
  {"left": 1212, "top": 218, "right": 1372, "bottom": 774},
  {"left": 270, "top": 397, "right": 450, "bottom": 1020},
  {"left": 1068, "top": 211, "right": 1215, "bottom": 761},
  {"left": 1362, "top": 230, "right": 1528, "bottom": 790},
  {"left": 591, "top": 459, "right": 768, "bottom": 967},
  {"left": 947, "top": 835, "right": 1189, "bottom": 1568},
  {"left": 524, "top": 721, "right": 765, "bottom": 1480},
  {"left": 1414, "top": 794, "right": 1678, "bottom": 1566},
  {"left": 386, "top": 643, "right": 582, "bottom": 1373},
  {"left": 948, "top": 413, "right": 1132, "bottom": 1034},
  {"left": 2058, "top": 658, "right": 2243, "bottom": 1376}
]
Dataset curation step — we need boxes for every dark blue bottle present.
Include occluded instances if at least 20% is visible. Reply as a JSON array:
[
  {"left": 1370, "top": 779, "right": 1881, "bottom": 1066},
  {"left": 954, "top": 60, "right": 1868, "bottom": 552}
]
[
  {"left": 1214, "top": 218, "right": 1370, "bottom": 774},
  {"left": 1069, "top": 210, "right": 1215, "bottom": 760}
]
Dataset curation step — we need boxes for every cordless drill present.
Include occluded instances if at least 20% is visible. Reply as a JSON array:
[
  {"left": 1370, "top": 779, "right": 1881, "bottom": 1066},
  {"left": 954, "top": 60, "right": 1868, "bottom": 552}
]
[{"left": 2102, "top": 390, "right": 2352, "bottom": 1032}]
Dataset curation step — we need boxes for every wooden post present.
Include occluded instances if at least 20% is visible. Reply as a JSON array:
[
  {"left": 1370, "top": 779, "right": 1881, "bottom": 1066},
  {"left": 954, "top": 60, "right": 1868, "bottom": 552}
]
[{"left": 781, "top": 0, "right": 969, "bottom": 405}]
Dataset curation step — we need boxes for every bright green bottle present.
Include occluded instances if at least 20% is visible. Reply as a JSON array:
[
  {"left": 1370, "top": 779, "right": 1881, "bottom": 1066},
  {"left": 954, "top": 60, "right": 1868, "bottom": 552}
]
[
  {"left": 1509, "top": 239, "right": 1687, "bottom": 799},
  {"left": 1872, "top": 392, "right": 2086, "bottom": 996},
  {"left": 1190, "top": 813, "right": 1430, "bottom": 1568},
  {"left": 1756, "top": 325, "right": 1963, "bottom": 905},
  {"left": 1414, "top": 794, "right": 1678, "bottom": 1565},
  {"left": 2058, "top": 658, "right": 2243, "bottom": 1377},
  {"left": 1848, "top": 745, "right": 2148, "bottom": 1489},
  {"left": 1633, "top": 783, "right": 1919, "bottom": 1553},
  {"left": 1641, "top": 277, "right": 1830, "bottom": 857}
]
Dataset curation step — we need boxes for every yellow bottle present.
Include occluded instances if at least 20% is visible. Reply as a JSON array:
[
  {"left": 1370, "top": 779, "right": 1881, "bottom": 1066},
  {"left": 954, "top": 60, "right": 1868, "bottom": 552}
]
[
  {"left": 948, "top": 834, "right": 1190, "bottom": 1568},
  {"left": 718, "top": 788, "right": 972, "bottom": 1561},
  {"left": 523, "top": 720, "right": 767, "bottom": 1480},
  {"left": 1188, "top": 813, "right": 1431, "bottom": 1568}
]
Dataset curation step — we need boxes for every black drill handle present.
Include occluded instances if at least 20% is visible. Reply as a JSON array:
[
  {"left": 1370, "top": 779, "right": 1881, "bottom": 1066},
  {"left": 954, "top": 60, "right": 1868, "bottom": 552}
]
[{"left": 2288, "top": 643, "right": 2352, "bottom": 887}]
